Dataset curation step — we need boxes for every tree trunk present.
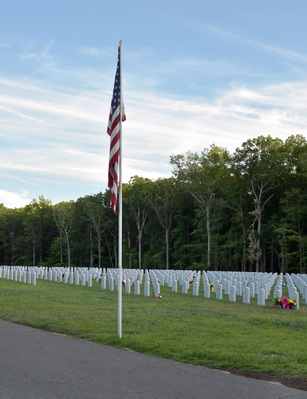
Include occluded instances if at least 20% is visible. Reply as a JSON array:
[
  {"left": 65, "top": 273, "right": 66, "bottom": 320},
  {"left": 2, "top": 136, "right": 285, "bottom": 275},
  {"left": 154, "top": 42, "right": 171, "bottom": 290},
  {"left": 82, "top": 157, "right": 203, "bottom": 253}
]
[
  {"left": 32, "top": 242, "right": 36, "bottom": 267},
  {"left": 89, "top": 227, "right": 93, "bottom": 267},
  {"left": 98, "top": 235, "right": 102, "bottom": 269},
  {"left": 127, "top": 228, "right": 132, "bottom": 268},
  {"left": 65, "top": 231, "right": 71, "bottom": 267},
  {"left": 165, "top": 228, "right": 170, "bottom": 270},
  {"left": 138, "top": 231, "right": 142, "bottom": 269},
  {"left": 242, "top": 225, "right": 247, "bottom": 272}
]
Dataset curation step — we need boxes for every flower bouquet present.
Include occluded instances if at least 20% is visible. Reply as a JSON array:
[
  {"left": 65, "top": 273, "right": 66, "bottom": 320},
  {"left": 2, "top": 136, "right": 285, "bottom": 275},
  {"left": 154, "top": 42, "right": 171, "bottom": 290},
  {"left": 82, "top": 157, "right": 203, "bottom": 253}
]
[{"left": 273, "top": 296, "right": 296, "bottom": 309}]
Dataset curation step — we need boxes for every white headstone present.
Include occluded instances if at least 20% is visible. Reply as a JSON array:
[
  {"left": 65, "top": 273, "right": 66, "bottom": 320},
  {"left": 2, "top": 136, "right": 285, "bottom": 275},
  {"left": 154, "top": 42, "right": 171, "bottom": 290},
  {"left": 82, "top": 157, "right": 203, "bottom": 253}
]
[
  {"left": 134, "top": 281, "right": 140, "bottom": 295},
  {"left": 101, "top": 274, "right": 106, "bottom": 290},
  {"left": 257, "top": 288, "right": 265, "bottom": 306},
  {"left": 216, "top": 283, "right": 223, "bottom": 300},
  {"left": 243, "top": 287, "right": 250, "bottom": 304},
  {"left": 193, "top": 282, "right": 199, "bottom": 296},
  {"left": 144, "top": 279, "right": 150, "bottom": 297},
  {"left": 204, "top": 282, "right": 210, "bottom": 298},
  {"left": 126, "top": 280, "right": 131, "bottom": 294},
  {"left": 230, "top": 285, "right": 236, "bottom": 302}
]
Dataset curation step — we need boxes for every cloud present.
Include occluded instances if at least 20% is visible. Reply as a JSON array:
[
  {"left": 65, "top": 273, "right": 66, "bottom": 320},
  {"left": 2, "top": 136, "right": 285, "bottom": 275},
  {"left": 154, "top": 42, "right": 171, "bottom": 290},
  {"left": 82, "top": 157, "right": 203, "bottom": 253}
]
[
  {"left": 0, "top": 190, "right": 31, "bottom": 209},
  {"left": 2, "top": 75, "right": 307, "bottom": 193},
  {"left": 1, "top": 41, "right": 307, "bottom": 209}
]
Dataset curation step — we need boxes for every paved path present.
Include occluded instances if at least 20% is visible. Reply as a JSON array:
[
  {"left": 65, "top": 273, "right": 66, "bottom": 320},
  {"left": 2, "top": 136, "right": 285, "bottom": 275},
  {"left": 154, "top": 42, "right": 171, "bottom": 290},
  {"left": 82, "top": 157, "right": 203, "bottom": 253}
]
[{"left": 0, "top": 320, "right": 305, "bottom": 399}]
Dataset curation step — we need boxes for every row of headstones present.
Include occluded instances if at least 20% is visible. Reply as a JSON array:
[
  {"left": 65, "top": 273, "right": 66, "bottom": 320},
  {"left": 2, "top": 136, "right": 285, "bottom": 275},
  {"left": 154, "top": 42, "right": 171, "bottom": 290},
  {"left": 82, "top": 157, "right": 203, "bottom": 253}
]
[
  {"left": 105, "top": 269, "right": 199, "bottom": 297},
  {"left": 0, "top": 265, "right": 151, "bottom": 297},
  {"left": 147, "top": 269, "right": 278, "bottom": 306},
  {"left": 148, "top": 269, "right": 305, "bottom": 308},
  {"left": 290, "top": 273, "right": 307, "bottom": 304},
  {"left": 0, "top": 265, "right": 108, "bottom": 288},
  {"left": 203, "top": 271, "right": 279, "bottom": 306},
  {"left": 107, "top": 269, "right": 154, "bottom": 296},
  {"left": 3, "top": 264, "right": 274, "bottom": 300},
  {"left": 0, "top": 265, "right": 143, "bottom": 295},
  {"left": 1, "top": 265, "right": 306, "bottom": 307},
  {"left": 0, "top": 265, "right": 40, "bottom": 285}
]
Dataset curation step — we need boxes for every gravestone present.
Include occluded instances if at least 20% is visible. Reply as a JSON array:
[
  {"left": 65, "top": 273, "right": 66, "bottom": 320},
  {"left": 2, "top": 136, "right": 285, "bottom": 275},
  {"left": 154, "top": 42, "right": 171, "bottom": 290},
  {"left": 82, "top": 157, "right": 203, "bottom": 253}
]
[
  {"left": 225, "top": 280, "right": 230, "bottom": 295},
  {"left": 293, "top": 291, "right": 299, "bottom": 310},
  {"left": 154, "top": 282, "right": 160, "bottom": 297},
  {"left": 257, "top": 288, "right": 265, "bottom": 306},
  {"left": 126, "top": 280, "right": 131, "bottom": 294},
  {"left": 101, "top": 274, "right": 106, "bottom": 290},
  {"left": 193, "top": 282, "right": 199, "bottom": 296},
  {"left": 216, "top": 283, "right": 223, "bottom": 300},
  {"left": 144, "top": 279, "right": 150, "bottom": 297},
  {"left": 236, "top": 281, "right": 242, "bottom": 296},
  {"left": 182, "top": 280, "right": 189, "bottom": 294},
  {"left": 243, "top": 287, "right": 250, "bottom": 304},
  {"left": 134, "top": 280, "right": 140, "bottom": 295},
  {"left": 204, "top": 282, "right": 210, "bottom": 298},
  {"left": 229, "top": 285, "right": 236, "bottom": 302},
  {"left": 249, "top": 282, "right": 255, "bottom": 298}
]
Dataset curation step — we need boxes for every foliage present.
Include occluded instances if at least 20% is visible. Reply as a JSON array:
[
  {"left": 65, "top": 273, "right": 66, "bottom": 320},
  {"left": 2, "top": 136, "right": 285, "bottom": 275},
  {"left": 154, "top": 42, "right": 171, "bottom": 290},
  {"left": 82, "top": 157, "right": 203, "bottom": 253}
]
[{"left": 0, "top": 134, "right": 307, "bottom": 273}]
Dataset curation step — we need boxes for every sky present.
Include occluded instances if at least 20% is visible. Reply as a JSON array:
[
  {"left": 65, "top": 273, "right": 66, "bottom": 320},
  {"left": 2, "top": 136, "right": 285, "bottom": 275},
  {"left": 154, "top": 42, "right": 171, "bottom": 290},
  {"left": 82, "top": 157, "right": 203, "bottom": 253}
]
[{"left": 1, "top": 0, "right": 307, "bottom": 208}]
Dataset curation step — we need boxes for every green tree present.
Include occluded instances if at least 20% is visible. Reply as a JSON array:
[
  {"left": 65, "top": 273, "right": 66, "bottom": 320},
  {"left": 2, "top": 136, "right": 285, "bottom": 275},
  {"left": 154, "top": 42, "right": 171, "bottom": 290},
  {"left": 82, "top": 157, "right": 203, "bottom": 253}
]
[
  {"left": 53, "top": 201, "right": 75, "bottom": 267},
  {"left": 273, "top": 135, "right": 307, "bottom": 272},
  {"left": 23, "top": 196, "right": 54, "bottom": 265},
  {"left": 171, "top": 145, "right": 231, "bottom": 269},
  {"left": 233, "top": 136, "right": 283, "bottom": 272},
  {"left": 148, "top": 178, "right": 178, "bottom": 270},
  {"left": 124, "top": 176, "right": 152, "bottom": 269},
  {"left": 79, "top": 193, "right": 113, "bottom": 268}
]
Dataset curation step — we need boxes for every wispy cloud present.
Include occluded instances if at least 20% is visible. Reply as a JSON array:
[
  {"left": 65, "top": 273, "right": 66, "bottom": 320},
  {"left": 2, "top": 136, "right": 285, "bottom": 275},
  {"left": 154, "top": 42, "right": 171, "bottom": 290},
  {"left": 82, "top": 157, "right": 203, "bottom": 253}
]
[
  {"left": 190, "top": 22, "right": 307, "bottom": 65},
  {"left": 0, "top": 105, "right": 44, "bottom": 124}
]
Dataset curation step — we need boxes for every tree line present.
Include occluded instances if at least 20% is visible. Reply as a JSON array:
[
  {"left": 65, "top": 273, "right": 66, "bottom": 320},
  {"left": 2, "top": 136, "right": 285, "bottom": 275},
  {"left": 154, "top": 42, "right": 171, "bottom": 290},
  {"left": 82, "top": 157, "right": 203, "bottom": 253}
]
[{"left": 1, "top": 134, "right": 306, "bottom": 274}]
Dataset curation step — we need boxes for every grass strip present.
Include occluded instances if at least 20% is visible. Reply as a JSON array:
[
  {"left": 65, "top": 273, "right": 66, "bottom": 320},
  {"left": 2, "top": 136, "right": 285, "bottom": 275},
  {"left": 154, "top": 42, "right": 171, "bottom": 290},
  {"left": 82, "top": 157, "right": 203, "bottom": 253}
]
[{"left": 0, "top": 278, "right": 306, "bottom": 379}]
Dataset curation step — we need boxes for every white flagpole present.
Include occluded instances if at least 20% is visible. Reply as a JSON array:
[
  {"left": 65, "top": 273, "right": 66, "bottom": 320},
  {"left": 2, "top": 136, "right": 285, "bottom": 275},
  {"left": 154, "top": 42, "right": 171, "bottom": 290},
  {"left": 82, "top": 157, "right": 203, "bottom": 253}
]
[{"left": 118, "top": 40, "right": 123, "bottom": 338}]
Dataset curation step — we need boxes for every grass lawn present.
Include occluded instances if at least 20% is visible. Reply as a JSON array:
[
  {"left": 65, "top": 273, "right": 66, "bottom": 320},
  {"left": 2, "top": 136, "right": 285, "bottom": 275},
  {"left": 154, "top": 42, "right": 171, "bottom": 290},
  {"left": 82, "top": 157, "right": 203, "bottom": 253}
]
[{"left": 0, "top": 277, "right": 306, "bottom": 380}]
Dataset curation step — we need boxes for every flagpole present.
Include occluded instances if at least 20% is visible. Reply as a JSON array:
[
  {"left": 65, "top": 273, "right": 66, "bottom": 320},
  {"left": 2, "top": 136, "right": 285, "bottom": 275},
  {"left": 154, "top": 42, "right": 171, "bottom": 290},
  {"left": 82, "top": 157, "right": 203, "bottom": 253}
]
[{"left": 118, "top": 40, "right": 123, "bottom": 339}]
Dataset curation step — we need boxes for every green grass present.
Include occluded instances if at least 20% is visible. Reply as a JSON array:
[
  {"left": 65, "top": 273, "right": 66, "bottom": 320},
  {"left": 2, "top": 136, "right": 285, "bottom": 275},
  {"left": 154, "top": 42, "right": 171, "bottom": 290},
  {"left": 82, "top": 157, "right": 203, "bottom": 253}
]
[{"left": 0, "top": 278, "right": 306, "bottom": 379}]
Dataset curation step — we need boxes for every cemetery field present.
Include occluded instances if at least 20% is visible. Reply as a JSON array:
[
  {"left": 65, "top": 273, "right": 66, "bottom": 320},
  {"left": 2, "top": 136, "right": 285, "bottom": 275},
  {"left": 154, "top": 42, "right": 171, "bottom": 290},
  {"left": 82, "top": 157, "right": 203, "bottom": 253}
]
[{"left": 0, "top": 278, "right": 306, "bottom": 381}]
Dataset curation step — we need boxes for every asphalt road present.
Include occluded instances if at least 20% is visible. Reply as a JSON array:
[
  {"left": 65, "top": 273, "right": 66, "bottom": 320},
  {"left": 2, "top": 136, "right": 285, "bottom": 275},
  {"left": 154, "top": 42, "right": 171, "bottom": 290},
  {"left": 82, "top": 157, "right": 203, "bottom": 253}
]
[{"left": 0, "top": 320, "right": 305, "bottom": 399}]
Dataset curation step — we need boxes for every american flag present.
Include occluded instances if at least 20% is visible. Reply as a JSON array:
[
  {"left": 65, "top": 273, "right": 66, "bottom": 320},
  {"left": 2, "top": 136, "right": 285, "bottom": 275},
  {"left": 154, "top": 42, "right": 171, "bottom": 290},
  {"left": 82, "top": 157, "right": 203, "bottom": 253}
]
[{"left": 107, "top": 45, "right": 126, "bottom": 212}]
